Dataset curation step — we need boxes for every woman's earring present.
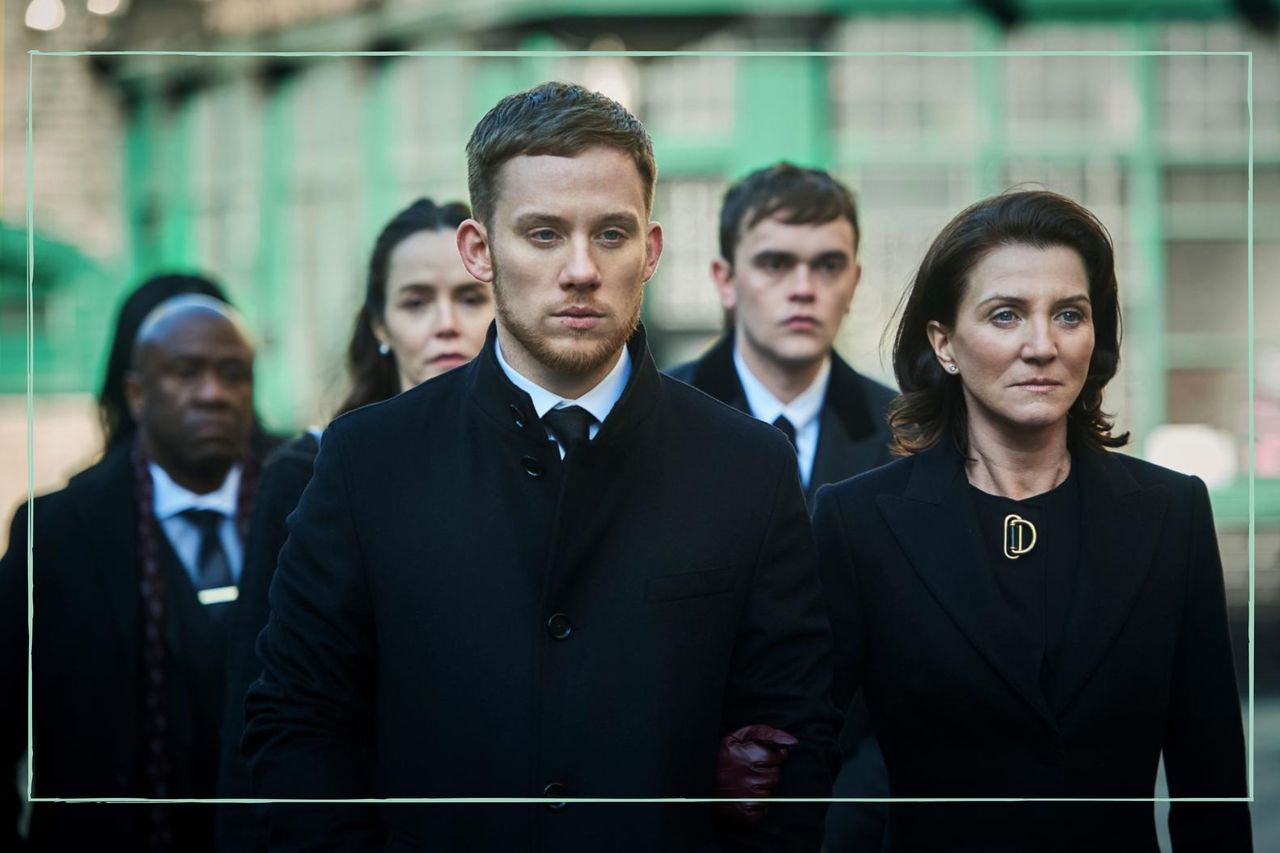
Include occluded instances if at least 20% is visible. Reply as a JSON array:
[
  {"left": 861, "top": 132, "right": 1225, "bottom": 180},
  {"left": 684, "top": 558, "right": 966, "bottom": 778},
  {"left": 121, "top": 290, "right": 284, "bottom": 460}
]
[
  {"left": 378, "top": 343, "right": 391, "bottom": 356},
  {"left": 946, "top": 363, "right": 959, "bottom": 374}
]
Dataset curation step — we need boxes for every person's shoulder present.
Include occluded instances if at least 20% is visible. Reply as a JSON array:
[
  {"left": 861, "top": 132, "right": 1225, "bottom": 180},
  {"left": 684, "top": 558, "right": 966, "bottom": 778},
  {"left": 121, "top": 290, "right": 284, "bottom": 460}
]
[
  {"left": 816, "top": 450, "right": 915, "bottom": 506},
  {"left": 263, "top": 431, "right": 321, "bottom": 468},
  {"left": 4, "top": 454, "right": 114, "bottom": 541},
  {"left": 256, "top": 431, "right": 323, "bottom": 494},
  {"left": 831, "top": 354, "right": 897, "bottom": 410},
  {"left": 658, "top": 374, "right": 796, "bottom": 466},
  {"left": 661, "top": 373, "right": 778, "bottom": 437},
  {"left": 1084, "top": 447, "right": 1207, "bottom": 508},
  {"left": 327, "top": 366, "right": 469, "bottom": 444},
  {"left": 663, "top": 358, "right": 697, "bottom": 385},
  {"left": 856, "top": 373, "right": 898, "bottom": 411}
]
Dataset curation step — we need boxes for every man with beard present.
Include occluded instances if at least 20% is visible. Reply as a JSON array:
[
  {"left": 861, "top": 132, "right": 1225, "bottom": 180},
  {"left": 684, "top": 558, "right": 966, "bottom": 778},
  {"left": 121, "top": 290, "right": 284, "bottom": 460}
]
[
  {"left": 243, "top": 81, "right": 838, "bottom": 852},
  {"left": 2, "top": 295, "right": 261, "bottom": 852}
]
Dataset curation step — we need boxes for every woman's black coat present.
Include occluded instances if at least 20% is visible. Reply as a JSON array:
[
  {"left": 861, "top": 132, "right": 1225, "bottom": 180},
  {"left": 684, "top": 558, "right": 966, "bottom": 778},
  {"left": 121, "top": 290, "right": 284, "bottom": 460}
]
[{"left": 813, "top": 440, "right": 1251, "bottom": 852}]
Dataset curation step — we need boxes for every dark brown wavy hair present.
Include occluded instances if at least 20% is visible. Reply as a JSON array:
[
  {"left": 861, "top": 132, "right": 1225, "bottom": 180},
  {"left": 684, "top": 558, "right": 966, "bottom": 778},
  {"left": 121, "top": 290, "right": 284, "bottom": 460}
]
[
  {"left": 887, "top": 189, "right": 1129, "bottom": 456},
  {"left": 336, "top": 197, "right": 471, "bottom": 416}
]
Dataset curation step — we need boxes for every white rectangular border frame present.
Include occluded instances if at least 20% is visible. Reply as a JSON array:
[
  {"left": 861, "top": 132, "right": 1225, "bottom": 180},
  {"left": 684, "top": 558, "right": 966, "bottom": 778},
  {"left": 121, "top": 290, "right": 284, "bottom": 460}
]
[{"left": 24, "top": 48, "right": 1255, "bottom": 806}]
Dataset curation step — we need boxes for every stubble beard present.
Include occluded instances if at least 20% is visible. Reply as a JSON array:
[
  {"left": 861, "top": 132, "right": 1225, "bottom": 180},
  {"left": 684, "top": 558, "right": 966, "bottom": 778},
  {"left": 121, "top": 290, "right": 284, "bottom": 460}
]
[{"left": 493, "top": 263, "right": 644, "bottom": 379}]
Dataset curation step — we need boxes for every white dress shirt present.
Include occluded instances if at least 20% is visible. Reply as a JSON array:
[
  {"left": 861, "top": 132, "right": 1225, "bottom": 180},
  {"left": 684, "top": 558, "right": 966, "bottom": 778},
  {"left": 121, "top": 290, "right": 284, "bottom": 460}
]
[
  {"left": 733, "top": 346, "right": 831, "bottom": 489},
  {"left": 495, "top": 336, "right": 631, "bottom": 459},
  {"left": 149, "top": 461, "right": 244, "bottom": 587}
]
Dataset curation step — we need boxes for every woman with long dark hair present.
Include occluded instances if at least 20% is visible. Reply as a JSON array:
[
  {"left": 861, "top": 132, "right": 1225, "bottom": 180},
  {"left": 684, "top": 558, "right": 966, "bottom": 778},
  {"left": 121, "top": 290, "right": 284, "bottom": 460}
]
[
  {"left": 814, "top": 190, "right": 1251, "bottom": 851},
  {"left": 215, "top": 197, "right": 491, "bottom": 849}
]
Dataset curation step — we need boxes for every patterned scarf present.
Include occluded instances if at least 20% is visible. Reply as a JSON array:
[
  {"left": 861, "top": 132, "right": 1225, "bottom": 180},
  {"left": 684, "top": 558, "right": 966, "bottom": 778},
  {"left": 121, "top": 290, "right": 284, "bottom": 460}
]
[{"left": 130, "top": 440, "right": 256, "bottom": 851}]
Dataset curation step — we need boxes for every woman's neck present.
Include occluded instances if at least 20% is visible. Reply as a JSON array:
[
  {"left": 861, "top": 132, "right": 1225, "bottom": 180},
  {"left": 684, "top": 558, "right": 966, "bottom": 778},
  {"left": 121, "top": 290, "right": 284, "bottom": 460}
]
[{"left": 964, "top": 418, "right": 1071, "bottom": 500}]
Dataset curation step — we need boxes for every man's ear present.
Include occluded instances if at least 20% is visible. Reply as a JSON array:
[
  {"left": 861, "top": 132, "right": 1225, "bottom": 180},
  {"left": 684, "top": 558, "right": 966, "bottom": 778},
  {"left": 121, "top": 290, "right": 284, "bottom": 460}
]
[
  {"left": 711, "top": 257, "right": 736, "bottom": 312},
  {"left": 124, "top": 369, "right": 146, "bottom": 423},
  {"left": 456, "top": 219, "right": 495, "bottom": 283},
  {"left": 642, "top": 221, "right": 664, "bottom": 283}
]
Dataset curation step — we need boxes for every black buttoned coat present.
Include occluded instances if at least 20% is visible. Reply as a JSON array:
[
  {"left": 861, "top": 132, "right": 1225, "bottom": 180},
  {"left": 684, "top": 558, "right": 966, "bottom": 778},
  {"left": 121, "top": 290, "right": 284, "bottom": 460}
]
[
  {"left": 668, "top": 333, "right": 897, "bottom": 850},
  {"left": 1, "top": 434, "right": 279, "bottom": 852},
  {"left": 813, "top": 440, "right": 1251, "bottom": 852},
  {"left": 242, "top": 326, "right": 840, "bottom": 852}
]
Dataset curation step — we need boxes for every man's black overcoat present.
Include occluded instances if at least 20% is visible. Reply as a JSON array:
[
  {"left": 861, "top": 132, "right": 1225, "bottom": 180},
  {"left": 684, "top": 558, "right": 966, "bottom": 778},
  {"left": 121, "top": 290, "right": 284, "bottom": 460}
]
[
  {"left": 243, "top": 326, "right": 840, "bottom": 852},
  {"left": 667, "top": 332, "right": 897, "bottom": 850},
  {"left": 813, "top": 441, "right": 1252, "bottom": 852},
  {"left": 1, "top": 434, "right": 276, "bottom": 851}
]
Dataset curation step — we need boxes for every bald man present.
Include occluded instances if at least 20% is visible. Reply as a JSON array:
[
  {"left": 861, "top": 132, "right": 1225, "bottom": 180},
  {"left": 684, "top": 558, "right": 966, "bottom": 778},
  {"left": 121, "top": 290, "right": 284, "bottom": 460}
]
[{"left": 1, "top": 293, "right": 272, "bottom": 852}]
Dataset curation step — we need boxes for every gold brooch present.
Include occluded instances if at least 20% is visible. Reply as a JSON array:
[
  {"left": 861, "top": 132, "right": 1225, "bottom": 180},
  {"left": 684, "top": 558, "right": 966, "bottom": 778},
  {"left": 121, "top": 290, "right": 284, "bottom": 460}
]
[{"left": 1003, "top": 513, "right": 1037, "bottom": 560}]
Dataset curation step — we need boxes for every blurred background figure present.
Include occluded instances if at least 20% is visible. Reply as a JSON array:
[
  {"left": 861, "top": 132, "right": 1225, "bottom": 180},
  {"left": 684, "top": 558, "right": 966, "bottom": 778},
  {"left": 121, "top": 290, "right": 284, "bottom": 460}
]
[
  {"left": 5, "top": 1, "right": 1276, "bottom": 847},
  {"left": 98, "top": 273, "right": 229, "bottom": 452},
  {"left": 215, "top": 197, "right": 488, "bottom": 852},
  {"left": 2, "top": 293, "right": 271, "bottom": 852}
]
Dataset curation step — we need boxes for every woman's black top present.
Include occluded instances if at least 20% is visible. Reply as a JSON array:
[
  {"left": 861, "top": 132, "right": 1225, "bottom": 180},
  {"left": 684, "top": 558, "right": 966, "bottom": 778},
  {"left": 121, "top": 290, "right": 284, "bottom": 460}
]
[{"left": 968, "top": 462, "right": 1081, "bottom": 706}]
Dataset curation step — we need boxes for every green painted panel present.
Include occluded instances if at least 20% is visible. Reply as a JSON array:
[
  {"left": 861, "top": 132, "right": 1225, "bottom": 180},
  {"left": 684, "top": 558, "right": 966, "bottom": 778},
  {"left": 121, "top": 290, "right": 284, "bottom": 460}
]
[
  {"left": 1127, "top": 23, "right": 1169, "bottom": 447},
  {"left": 124, "top": 95, "right": 157, "bottom": 278},
  {"left": 253, "top": 76, "right": 299, "bottom": 432},
  {"left": 160, "top": 95, "right": 196, "bottom": 267},
  {"left": 362, "top": 59, "right": 397, "bottom": 249},
  {"left": 732, "top": 55, "right": 829, "bottom": 176},
  {"left": 1212, "top": 478, "right": 1280, "bottom": 526}
]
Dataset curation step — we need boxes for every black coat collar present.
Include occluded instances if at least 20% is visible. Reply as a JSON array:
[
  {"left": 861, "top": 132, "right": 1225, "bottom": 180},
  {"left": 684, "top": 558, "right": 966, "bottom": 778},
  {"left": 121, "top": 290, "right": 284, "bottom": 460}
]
[
  {"left": 877, "top": 439, "right": 1169, "bottom": 725},
  {"left": 686, "top": 332, "right": 879, "bottom": 443},
  {"left": 466, "top": 321, "right": 663, "bottom": 457}
]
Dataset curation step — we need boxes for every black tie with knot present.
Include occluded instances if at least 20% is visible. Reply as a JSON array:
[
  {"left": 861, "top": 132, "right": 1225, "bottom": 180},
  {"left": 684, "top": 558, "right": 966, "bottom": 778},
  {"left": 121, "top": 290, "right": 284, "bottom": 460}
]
[
  {"left": 543, "top": 405, "right": 596, "bottom": 456},
  {"left": 182, "top": 508, "right": 233, "bottom": 594},
  {"left": 772, "top": 415, "right": 798, "bottom": 453}
]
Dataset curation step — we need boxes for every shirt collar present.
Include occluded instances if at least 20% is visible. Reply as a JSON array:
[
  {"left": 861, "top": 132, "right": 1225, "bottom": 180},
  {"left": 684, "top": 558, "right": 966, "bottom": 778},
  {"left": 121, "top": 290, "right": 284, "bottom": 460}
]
[
  {"left": 733, "top": 344, "right": 831, "bottom": 432},
  {"left": 149, "top": 461, "right": 242, "bottom": 522},
  {"left": 494, "top": 335, "right": 632, "bottom": 425}
]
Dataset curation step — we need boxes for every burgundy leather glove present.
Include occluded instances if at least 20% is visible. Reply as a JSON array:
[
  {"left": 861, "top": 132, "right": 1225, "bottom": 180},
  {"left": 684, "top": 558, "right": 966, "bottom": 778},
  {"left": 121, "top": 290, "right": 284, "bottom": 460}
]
[{"left": 713, "top": 724, "right": 799, "bottom": 827}]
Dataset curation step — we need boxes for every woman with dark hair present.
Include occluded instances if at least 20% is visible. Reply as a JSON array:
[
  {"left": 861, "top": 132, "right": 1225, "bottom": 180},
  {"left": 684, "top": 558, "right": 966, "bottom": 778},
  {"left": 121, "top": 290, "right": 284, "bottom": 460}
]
[
  {"left": 814, "top": 190, "right": 1250, "bottom": 851},
  {"left": 215, "top": 197, "right": 491, "bottom": 849}
]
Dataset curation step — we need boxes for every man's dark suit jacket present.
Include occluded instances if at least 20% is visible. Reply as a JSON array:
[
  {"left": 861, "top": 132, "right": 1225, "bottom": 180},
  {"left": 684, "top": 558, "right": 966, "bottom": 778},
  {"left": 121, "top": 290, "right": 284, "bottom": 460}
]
[
  {"left": 668, "top": 332, "right": 896, "bottom": 850},
  {"left": 242, "top": 325, "right": 840, "bottom": 853},
  {"left": 1, "top": 433, "right": 276, "bottom": 852},
  {"left": 667, "top": 333, "right": 896, "bottom": 506},
  {"left": 813, "top": 440, "right": 1252, "bottom": 852}
]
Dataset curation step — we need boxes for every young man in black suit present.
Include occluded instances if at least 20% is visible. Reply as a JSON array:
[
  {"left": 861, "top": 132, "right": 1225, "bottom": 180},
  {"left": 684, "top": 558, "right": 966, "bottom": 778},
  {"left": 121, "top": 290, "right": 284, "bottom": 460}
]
[
  {"left": 243, "top": 83, "right": 838, "bottom": 852},
  {"left": 668, "top": 163, "right": 896, "bottom": 505},
  {"left": 667, "top": 163, "right": 896, "bottom": 851},
  {"left": 2, "top": 295, "right": 264, "bottom": 852}
]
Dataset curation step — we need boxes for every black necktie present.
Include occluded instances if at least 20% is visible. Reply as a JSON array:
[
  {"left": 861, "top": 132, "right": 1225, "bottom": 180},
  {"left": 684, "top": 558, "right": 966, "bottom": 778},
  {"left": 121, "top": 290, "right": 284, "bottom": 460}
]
[
  {"left": 182, "top": 508, "right": 233, "bottom": 592},
  {"left": 543, "top": 405, "right": 596, "bottom": 456},
  {"left": 772, "top": 415, "right": 798, "bottom": 453}
]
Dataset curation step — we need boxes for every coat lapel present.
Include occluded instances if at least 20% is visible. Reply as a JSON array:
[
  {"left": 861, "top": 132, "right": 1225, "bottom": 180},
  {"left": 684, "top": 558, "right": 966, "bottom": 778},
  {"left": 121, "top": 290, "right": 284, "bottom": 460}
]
[
  {"left": 876, "top": 442, "right": 1056, "bottom": 726},
  {"left": 686, "top": 333, "right": 749, "bottom": 414},
  {"left": 808, "top": 406, "right": 883, "bottom": 503},
  {"left": 1050, "top": 448, "right": 1169, "bottom": 714}
]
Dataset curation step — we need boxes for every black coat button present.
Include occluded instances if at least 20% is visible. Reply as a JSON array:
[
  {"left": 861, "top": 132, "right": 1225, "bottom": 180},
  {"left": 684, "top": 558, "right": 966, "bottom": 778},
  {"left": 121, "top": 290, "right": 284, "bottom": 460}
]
[
  {"left": 543, "top": 781, "right": 567, "bottom": 810},
  {"left": 508, "top": 404, "right": 525, "bottom": 428},
  {"left": 521, "top": 456, "right": 543, "bottom": 478},
  {"left": 547, "top": 613, "right": 572, "bottom": 640}
]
